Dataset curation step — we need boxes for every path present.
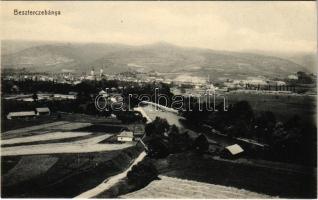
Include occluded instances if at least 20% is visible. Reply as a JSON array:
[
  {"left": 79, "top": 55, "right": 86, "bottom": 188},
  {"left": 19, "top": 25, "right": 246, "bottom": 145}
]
[{"left": 75, "top": 151, "right": 147, "bottom": 198}]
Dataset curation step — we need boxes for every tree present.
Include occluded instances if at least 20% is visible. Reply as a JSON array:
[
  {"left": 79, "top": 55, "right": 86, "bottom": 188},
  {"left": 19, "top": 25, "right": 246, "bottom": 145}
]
[
  {"left": 168, "top": 130, "right": 191, "bottom": 153},
  {"left": 11, "top": 85, "right": 20, "bottom": 93},
  {"left": 253, "top": 111, "right": 276, "bottom": 143},
  {"left": 285, "top": 115, "right": 301, "bottom": 130},
  {"left": 169, "top": 124, "right": 179, "bottom": 135},
  {"left": 127, "top": 159, "right": 158, "bottom": 188},
  {"left": 146, "top": 137, "right": 170, "bottom": 158},
  {"left": 32, "top": 92, "right": 38, "bottom": 102},
  {"left": 116, "top": 111, "right": 144, "bottom": 124},
  {"left": 145, "top": 117, "right": 170, "bottom": 137},
  {"left": 193, "top": 134, "right": 209, "bottom": 154},
  {"left": 296, "top": 71, "right": 314, "bottom": 84},
  {"left": 272, "top": 122, "right": 287, "bottom": 145},
  {"left": 225, "top": 119, "right": 249, "bottom": 138},
  {"left": 231, "top": 101, "right": 254, "bottom": 122}
]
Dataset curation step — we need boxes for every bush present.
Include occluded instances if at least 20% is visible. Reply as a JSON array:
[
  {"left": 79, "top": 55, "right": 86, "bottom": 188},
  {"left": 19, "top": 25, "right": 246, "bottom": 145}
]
[
  {"left": 168, "top": 131, "right": 192, "bottom": 153},
  {"left": 127, "top": 159, "right": 159, "bottom": 188},
  {"left": 146, "top": 137, "right": 170, "bottom": 158},
  {"left": 145, "top": 117, "right": 170, "bottom": 137},
  {"left": 193, "top": 134, "right": 209, "bottom": 153},
  {"left": 116, "top": 111, "right": 144, "bottom": 124}
]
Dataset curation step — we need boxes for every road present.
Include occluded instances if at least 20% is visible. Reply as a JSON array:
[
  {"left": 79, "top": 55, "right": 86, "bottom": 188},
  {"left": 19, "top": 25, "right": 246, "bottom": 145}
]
[
  {"left": 75, "top": 151, "right": 147, "bottom": 198},
  {"left": 137, "top": 104, "right": 184, "bottom": 128}
]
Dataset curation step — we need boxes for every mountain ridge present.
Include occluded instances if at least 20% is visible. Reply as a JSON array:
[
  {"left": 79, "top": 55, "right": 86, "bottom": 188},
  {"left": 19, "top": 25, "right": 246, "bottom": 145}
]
[{"left": 1, "top": 40, "right": 309, "bottom": 79}]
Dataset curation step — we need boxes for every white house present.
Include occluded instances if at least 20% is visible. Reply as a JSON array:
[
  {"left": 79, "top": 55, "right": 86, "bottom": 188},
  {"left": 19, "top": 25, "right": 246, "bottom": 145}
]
[
  {"left": 274, "top": 81, "right": 286, "bottom": 86},
  {"left": 36, "top": 107, "right": 51, "bottom": 115},
  {"left": 110, "top": 114, "right": 117, "bottom": 118},
  {"left": 117, "top": 131, "right": 134, "bottom": 142},
  {"left": 288, "top": 74, "right": 298, "bottom": 80},
  {"left": 225, "top": 144, "right": 244, "bottom": 155},
  {"left": 7, "top": 111, "right": 36, "bottom": 120}
]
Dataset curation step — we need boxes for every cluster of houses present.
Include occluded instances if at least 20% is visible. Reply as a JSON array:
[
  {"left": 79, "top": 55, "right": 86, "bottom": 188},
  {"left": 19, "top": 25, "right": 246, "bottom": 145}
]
[
  {"left": 6, "top": 105, "right": 145, "bottom": 144},
  {"left": 7, "top": 107, "right": 51, "bottom": 120}
]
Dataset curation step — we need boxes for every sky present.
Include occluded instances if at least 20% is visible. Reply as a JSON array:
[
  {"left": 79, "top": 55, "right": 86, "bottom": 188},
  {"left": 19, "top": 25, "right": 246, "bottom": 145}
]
[{"left": 1, "top": 1, "right": 317, "bottom": 53}]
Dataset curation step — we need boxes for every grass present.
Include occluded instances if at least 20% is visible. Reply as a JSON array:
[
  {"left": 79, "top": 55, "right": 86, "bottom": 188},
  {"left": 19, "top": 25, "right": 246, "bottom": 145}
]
[
  {"left": 200, "top": 92, "right": 316, "bottom": 123},
  {"left": 2, "top": 112, "right": 123, "bottom": 133},
  {"left": 226, "top": 92, "right": 316, "bottom": 123},
  {"left": 1, "top": 146, "right": 143, "bottom": 198},
  {"left": 120, "top": 175, "right": 272, "bottom": 198},
  {"left": 2, "top": 115, "right": 60, "bottom": 132},
  {"left": 152, "top": 151, "right": 317, "bottom": 198},
  {"left": 74, "top": 124, "right": 126, "bottom": 133},
  {"left": 2, "top": 134, "right": 94, "bottom": 147},
  {"left": 3, "top": 155, "right": 59, "bottom": 187}
]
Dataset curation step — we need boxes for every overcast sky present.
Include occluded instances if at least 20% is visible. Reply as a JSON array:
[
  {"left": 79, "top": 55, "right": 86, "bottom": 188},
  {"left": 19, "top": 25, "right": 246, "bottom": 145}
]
[{"left": 1, "top": 1, "right": 317, "bottom": 53}]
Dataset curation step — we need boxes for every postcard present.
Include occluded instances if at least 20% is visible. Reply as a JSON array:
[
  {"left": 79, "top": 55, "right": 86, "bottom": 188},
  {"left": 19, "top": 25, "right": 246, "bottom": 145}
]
[{"left": 1, "top": 1, "right": 317, "bottom": 198}]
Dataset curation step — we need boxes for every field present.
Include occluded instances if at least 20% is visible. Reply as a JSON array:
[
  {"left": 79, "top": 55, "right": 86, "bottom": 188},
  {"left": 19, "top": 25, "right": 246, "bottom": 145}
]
[
  {"left": 1, "top": 99, "right": 316, "bottom": 198},
  {"left": 152, "top": 151, "right": 316, "bottom": 198},
  {"left": 1, "top": 111, "right": 123, "bottom": 133},
  {"left": 227, "top": 92, "right": 316, "bottom": 123},
  {"left": 121, "top": 175, "right": 273, "bottom": 198},
  {"left": 2, "top": 131, "right": 92, "bottom": 146},
  {"left": 2, "top": 147, "right": 143, "bottom": 198},
  {"left": 1, "top": 114, "right": 144, "bottom": 198},
  {"left": 2, "top": 115, "right": 60, "bottom": 132},
  {"left": 200, "top": 92, "right": 316, "bottom": 124}
]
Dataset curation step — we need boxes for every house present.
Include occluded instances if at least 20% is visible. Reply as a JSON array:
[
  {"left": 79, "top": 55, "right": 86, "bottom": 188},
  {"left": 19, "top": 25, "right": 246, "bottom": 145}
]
[
  {"left": 117, "top": 131, "right": 134, "bottom": 142},
  {"left": 110, "top": 114, "right": 117, "bottom": 118},
  {"left": 220, "top": 144, "right": 244, "bottom": 159},
  {"left": 226, "top": 144, "right": 244, "bottom": 154},
  {"left": 288, "top": 74, "right": 298, "bottom": 80},
  {"left": 7, "top": 111, "right": 37, "bottom": 120},
  {"left": 133, "top": 124, "right": 145, "bottom": 137},
  {"left": 110, "top": 87, "right": 117, "bottom": 92},
  {"left": 99, "top": 90, "right": 108, "bottom": 97},
  {"left": 36, "top": 107, "right": 51, "bottom": 115}
]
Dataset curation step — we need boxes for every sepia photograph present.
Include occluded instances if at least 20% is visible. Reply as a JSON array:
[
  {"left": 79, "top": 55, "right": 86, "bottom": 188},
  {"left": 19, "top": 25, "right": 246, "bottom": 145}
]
[{"left": 0, "top": 1, "right": 317, "bottom": 198}]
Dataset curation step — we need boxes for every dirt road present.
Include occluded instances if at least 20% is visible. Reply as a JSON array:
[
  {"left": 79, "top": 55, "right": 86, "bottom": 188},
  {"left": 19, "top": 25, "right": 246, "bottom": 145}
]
[{"left": 75, "top": 151, "right": 147, "bottom": 198}]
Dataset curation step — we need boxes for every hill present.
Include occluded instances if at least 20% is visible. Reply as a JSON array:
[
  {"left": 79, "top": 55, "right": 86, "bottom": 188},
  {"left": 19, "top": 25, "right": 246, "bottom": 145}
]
[
  {"left": 1, "top": 40, "right": 308, "bottom": 79},
  {"left": 245, "top": 49, "right": 317, "bottom": 73}
]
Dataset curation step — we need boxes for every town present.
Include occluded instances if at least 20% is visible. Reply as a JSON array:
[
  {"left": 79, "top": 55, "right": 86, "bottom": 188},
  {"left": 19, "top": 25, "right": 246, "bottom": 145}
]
[{"left": 1, "top": 66, "right": 317, "bottom": 198}]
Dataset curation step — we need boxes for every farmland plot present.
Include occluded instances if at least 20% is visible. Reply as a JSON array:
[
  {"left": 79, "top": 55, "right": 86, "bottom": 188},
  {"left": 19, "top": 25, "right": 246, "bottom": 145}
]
[
  {"left": 45, "top": 122, "right": 92, "bottom": 131},
  {"left": 2, "top": 121, "right": 69, "bottom": 139},
  {"left": 2, "top": 121, "right": 92, "bottom": 140},
  {"left": 2, "top": 134, "right": 134, "bottom": 156},
  {"left": 121, "top": 175, "right": 273, "bottom": 198},
  {"left": 1, "top": 131, "right": 92, "bottom": 145},
  {"left": 2, "top": 146, "right": 144, "bottom": 198},
  {"left": 3, "top": 155, "right": 58, "bottom": 186}
]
